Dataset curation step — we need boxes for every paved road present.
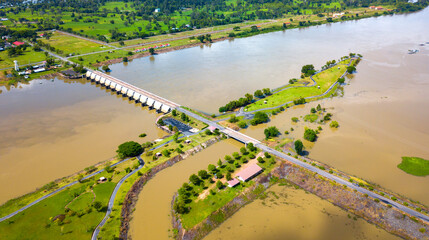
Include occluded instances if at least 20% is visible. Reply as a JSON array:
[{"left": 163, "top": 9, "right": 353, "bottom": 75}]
[
  {"left": 0, "top": 157, "right": 132, "bottom": 222},
  {"left": 91, "top": 156, "right": 144, "bottom": 240},
  {"left": 258, "top": 144, "right": 429, "bottom": 223}
]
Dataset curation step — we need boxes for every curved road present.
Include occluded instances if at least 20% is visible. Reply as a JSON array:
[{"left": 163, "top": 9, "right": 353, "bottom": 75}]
[{"left": 0, "top": 157, "right": 132, "bottom": 222}]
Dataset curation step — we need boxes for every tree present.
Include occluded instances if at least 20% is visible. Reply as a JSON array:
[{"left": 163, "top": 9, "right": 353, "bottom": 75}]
[
  {"left": 326, "top": 17, "right": 333, "bottom": 22},
  {"left": 123, "top": 57, "right": 128, "bottom": 62},
  {"left": 93, "top": 201, "right": 103, "bottom": 211},
  {"left": 254, "top": 89, "right": 264, "bottom": 98},
  {"left": 232, "top": 152, "right": 240, "bottom": 159},
  {"left": 189, "top": 174, "right": 201, "bottom": 185},
  {"left": 247, "top": 142, "right": 256, "bottom": 151},
  {"left": 102, "top": 65, "right": 110, "bottom": 72},
  {"left": 198, "top": 170, "right": 209, "bottom": 179},
  {"left": 291, "top": 117, "right": 299, "bottom": 123},
  {"left": 173, "top": 200, "right": 189, "bottom": 214},
  {"left": 226, "top": 172, "right": 232, "bottom": 181},
  {"left": 304, "top": 128, "right": 317, "bottom": 142},
  {"left": 208, "top": 164, "right": 216, "bottom": 174},
  {"left": 238, "top": 121, "right": 247, "bottom": 128},
  {"left": 216, "top": 181, "right": 224, "bottom": 189},
  {"left": 257, "top": 157, "right": 264, "bottom": 163},
  {"left": 295, "top": 140, "right": 304, "bottom": 155},
  {"left": 301, "top": 64, "right": 315, "bottom": 77},
  {"left": 149, "top": 47, "right": 155, "bottom": 55},
  {"left": 264, "top": 126, "right": 280, "bottom": 139},
  {"left": 217, "top": 159, "right": 223, "bottom": 167},
  {"left": 316, "top": 104, "right": 322, "bottom": 111},
  {"left": 240, "top": 147, "right": 248, "bottom": 155},
  {"left": 262, "top": 88, "right": 271, "bottom": 96},
  {"left": 117, "top": 141, "right": 143, "bottom": 159},
  {"left": 338, "top": 77, "right": 345, "bottom": 84},
  {"left": 346, "top": 66, "right": 356, "bottom": 74}
]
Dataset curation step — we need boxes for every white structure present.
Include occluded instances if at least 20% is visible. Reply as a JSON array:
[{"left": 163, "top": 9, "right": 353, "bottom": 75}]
[
  {"left": 153, "top": 101, "right": 162, "bottom": 110},
  {"left": 14, "top": 60, "right": 18, "bottom": 71}
]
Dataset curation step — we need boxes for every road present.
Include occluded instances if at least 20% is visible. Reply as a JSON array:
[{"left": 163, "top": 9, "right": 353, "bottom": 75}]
[
  {"left": 258, "top": 144, "right": 429, "bottom": 223},
  {"left": 0, "top": 157, "right": 133, "bottom": 222}
]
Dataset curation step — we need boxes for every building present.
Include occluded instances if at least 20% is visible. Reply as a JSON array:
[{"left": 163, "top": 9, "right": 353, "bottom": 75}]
[
  {"left": 33, "top": 68, "right": 46, "bottom": 73},
  {"left": 369, "top": 6, "right": 376, "bottom": 9},
  {"left": 332, "top": 12, "right": 344, "bottom": 18},
  {"left": 227, "top": 178, "right": 240, "bottom": 188},
  {"left": 12, "top": 41, "right": 25, "bottom": 46},
  {"left": 154, "top": 8, "right": 160, "bottom": 13},
  {"left": 236, "top": 164, "right": 262, "bottom": 182},
  {"left": 375, "top": 6, "right": 384, "bottom": 10}
]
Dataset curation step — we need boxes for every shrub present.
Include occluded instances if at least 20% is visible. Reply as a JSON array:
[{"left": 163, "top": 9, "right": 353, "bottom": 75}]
[
  {"left": 304, "top": 129, "right": 317, "bottom": 142},
  {"left": 257, "top": 157, "right": 264, "bottom": 163},
  {"left": 264, "top": 126, "right": 280, "bottom": 139},
  {"left": 330, "top": 121, "right": 339, "bottom": 128},
  {"left": 237, "top": 121, "right": 247, "bottom": 128},
  {"left": 139, "top": 133, "right": 147, "bottom": 138}
]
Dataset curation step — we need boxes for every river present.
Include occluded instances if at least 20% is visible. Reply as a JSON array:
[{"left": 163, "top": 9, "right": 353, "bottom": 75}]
[
  {"left": 0, "top": 6, "right": 428, "bottom": 240},
  {"left": 0, "top": 78, "right": 166, "bottom": 204}
]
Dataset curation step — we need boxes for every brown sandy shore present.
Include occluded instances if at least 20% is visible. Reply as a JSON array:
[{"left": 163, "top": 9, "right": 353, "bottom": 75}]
[{"left": 171, "top": 160, "right": 429, "bottom": 240}]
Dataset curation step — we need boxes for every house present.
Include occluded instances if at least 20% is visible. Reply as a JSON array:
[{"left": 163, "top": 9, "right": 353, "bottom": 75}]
[
  {"left": 99, "top": 177, "right": 107, "bottom": 182},
  {"left": 61, "top": 69, "right": 82, "bottom": 79},
  {"left": 0, "top": 18, "right": 8, "bottom": 21},
  {"left": 369, "top": 6, "right": 376, "bottom": 9},
  {"left": 236, "top": 164, "right": 262, "bottom": 182},
  {"left": 154, "top": 8, "right": 160, "bottom": 13},
  {"left": 13, "top": 41, "right": 25, "bottom": 46},
  {"left": 375, "top": 6, "right": 384, "bottom": 10},
  {"left": 184, "top": 139, "right": 192, "bottom": 144},
  {"left": 284, "top": 22, "right": 291, "bottom": 25},
  {"left": 0, "top": 47, "right": 3, "bottom": 51},
  {"left": 33, "top": 68, "right": 45, "bottom": 73},
  {"left": 208, "top": 126, "right": 217, "bottom": 132},
  {"left": 156, "top": 152, "right": 162, "bottom": 157},
  {"left": 227, "top": 178, "right": 240, "bottom": 188},
  {"left": 332, "top": 12, "right": 344, "bottom": 18}
]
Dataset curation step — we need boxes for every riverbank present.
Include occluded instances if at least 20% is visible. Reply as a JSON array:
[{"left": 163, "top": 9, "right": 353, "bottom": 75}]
[
  {"left": 116, "top": 136, "right": 223, "bottom": 239},
  {"left": 172, "top": 160, "right": 429, "bottom": 240}
]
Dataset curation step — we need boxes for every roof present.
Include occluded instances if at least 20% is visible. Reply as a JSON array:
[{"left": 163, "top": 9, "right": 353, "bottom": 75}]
[
  {"left": 227, "top": 179, "right": 240, "bottom": 187},
  {"left": 13, "top": 41, "right": 25, "bottom": 46},
  {"left": 237, "top": 164, "right": 262, "bottom": 181},
  {"left": 208, "top": 126, "right": 217, "bottom": 131}
]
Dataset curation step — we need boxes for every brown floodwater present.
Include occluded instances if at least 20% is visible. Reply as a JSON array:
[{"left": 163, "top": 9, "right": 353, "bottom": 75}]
[
  {"left": 205, "top": 184, "right": 400, "bottom": 240},
  {"left": 129, "top": 139, "right": 242, "bottom": 240},
  {"left": 0, "top": 78, "right": 166, "bottom": 204}
]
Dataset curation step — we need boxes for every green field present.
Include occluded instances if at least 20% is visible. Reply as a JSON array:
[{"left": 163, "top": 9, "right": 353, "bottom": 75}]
[
  {"left": 0, "top": 47, "right": 46, "bottom": 69},
  {"left": 176, "top": 146, "right": 277, "bottom": 229},
  {"left": 245, "top": 62, "right": 349, "bottom": 112},
  {"left": 97, "top": 132, "right": 218, "bottom": 239},
  {"left": 0, "top": 157, "right": 139, "bottom": 240},
  {"left": 397, "top": 157, "right": 429, "bottom": 176},
  {"left": 40, "top": 32, "right": 113, "bottom": 56}
]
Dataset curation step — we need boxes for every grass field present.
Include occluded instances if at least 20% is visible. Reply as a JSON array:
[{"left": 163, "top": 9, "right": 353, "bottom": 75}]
[
  {"left": 0, "top": 47, "right": 46, "bottom": 69},
  {"left": 97, "top": 132, "right": 218, "bottom": 239},
  {"left": 245, "top": 62, "right": 348, "bottom": 111},
  {"left": 177, "top": 148, "right": 278, "bottom": 229},
  {"left": 397, "top": 157, "right": 429, "bottom": 176},
  {"left": 0, "top": 157, "right": 139, "bottom": 240},
  {"left": 40, "top": 32, "right": 113, "bottom": 56}
]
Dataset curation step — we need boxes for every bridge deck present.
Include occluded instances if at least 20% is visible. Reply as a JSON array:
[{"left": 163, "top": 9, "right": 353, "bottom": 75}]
[{"left": 89, "top": 70, "right": 180, "bottom": 108}]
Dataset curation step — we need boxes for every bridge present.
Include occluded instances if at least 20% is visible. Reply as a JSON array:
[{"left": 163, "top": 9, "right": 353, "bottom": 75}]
[
  {"left": 85, "top": 70, "right": 179, "bottom": 113},
  {"left": 82, "top": 70, "right": 429, "bottom": 225}
]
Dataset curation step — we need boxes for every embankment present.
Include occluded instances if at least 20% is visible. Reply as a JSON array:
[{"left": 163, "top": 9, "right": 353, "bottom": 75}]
[
  {"left": 119, "top": 136, "right": 222, "bottom": 239},
  {"left": 172, "top": 161, "right": 429, "bottom": 240}
]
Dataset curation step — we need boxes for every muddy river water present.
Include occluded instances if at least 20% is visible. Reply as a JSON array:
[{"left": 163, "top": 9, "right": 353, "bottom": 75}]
[{"left": 0, "top": 6, "right": 428, "bottom": 240}]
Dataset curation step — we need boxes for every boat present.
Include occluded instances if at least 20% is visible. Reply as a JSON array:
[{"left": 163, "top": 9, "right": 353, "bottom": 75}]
[{"left": 408, "top": 49, "right": 419, "bottom": 54}]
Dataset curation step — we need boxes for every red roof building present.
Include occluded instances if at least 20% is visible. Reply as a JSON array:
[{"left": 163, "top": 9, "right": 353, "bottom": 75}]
[
  {"left": 237, "top": 164, "right": 262, "bottom": 182},
  {"left": 13, "top": 41, "right": 25, "bottom": 46},
  {"left": 227, "top": 179, "right": 240, "bottom": 188}
]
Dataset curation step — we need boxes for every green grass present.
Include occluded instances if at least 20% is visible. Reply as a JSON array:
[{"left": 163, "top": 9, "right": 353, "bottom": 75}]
[
  {"left": 40, "top": 32, "right": 113, "bottom": 56},
  {"left": 97, "top": 133, "right": 218, "bottom": 239},
  {"left": 0, "top": 157, "right": 139, "bottom": 240},
  {"left": 245, "top": 63, "right": 348, "bottom": 111},
  {"left": 397, "top": 157, "right": 429, "bottom": 176},
  {"left": 0, "top": 47, "right": 46, "bottom": 69}
]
